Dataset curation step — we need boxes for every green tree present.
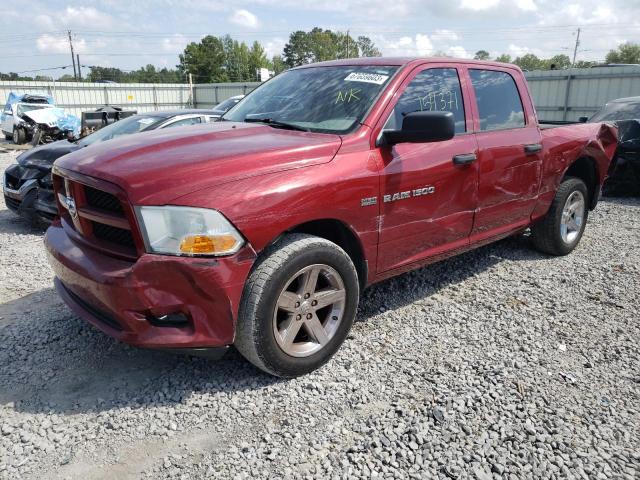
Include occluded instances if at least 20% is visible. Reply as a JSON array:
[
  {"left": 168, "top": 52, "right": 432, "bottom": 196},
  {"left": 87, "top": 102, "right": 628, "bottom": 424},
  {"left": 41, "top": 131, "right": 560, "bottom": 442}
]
[
  {"left": 283, "top": 30, "right": 313, "bottom": 67},
  {"left": 248, "top": 41, "right": 269, "bottom": 79},
  {"left": 474, "top": 50, "right": 490, "bottom": 60},
  {"left": 574, "top": 60, "right": 598, "bottom": 68},
  {"left": 544, "top": 54, "right": 571, "bottom": 70},
  {"left": 605, "top": 43, "right": 640, "bottom": 64},
  {"left": 87, "top": 66, "right": 126, "bottom": 82},
  {"left": 495, "top": 54, "right": 512, "bottom": 63},
  {"left": 283, "top": 28, "right": 379, "bottom": 67},
  {"left": 357, "top": 36, "right": 381, "bottom": 57},
  {"left": 179, "top": 35, "right": 228, "bottom": 82},
  {"left": 513, "top": 53, "right": 545, "bottom": 71},
  {"left": 271, "top": 55, "right": 287, "bottom": 74}
]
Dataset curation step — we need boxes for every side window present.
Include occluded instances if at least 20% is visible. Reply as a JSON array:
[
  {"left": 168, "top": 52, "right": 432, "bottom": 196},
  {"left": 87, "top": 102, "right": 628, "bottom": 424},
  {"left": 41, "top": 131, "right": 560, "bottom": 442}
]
[
  {"left": 386, "top": 68, "right": 466, "bottom": 134},
  {"left": 163, "top": 116, "right": 202, "bottom": 128},
  {"left": 469, "top": 69, "right": 525, "bottom": 131}
]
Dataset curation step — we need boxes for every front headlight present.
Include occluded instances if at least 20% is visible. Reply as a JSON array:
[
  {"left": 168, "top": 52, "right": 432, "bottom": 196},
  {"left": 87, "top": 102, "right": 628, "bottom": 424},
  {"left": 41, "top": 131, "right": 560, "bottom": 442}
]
[{"left": 136, "top": 206, "right": 244, "bottom": 256}]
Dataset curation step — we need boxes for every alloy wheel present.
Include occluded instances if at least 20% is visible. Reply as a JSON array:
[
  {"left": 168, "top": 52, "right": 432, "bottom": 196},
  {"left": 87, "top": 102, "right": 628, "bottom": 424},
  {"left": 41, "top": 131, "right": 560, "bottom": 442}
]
[{"left": 272, "top": 264, "right": 346, "bottom": 357}]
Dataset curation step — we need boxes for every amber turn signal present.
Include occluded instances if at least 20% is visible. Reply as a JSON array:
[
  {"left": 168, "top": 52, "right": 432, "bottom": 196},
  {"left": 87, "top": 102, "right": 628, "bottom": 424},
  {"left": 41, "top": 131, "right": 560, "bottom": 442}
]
[{"left": 179, "top": 235, "right": 239, "bottom": 254}]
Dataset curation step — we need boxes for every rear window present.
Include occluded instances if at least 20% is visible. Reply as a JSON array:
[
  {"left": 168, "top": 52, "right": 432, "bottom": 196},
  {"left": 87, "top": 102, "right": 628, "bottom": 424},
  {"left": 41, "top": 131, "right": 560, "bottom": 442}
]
[{"left": 470, "top": 69, "right": 525, "bottom": 131}]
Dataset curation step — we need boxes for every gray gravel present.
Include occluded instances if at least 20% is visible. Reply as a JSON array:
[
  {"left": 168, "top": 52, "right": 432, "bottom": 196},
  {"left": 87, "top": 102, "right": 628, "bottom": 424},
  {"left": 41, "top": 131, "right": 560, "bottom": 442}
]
[{"left": 0, "top": 149, "right": 638, "bottom": 479}]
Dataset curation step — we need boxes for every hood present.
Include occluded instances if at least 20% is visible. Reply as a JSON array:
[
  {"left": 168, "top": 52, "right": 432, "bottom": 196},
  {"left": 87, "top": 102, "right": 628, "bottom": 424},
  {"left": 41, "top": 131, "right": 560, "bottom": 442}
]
[
  {"left": 55, "top": 121, "right": 342, "bottom": 205},
  {"left": 17, "top": 140, "right": 80, "bottom": 171},
  {"left": 21, "top": 107, "right": 65, "bottom": 125}
]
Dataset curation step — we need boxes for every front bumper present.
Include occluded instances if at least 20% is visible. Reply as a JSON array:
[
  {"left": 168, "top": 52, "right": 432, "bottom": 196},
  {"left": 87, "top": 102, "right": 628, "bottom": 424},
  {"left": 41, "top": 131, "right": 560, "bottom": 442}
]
[
  {"left": 3, "top": 173, "right": 38, "bottom": 213},
  {"left": 45, "top": 220, "right": 256, "bottom": 349}
]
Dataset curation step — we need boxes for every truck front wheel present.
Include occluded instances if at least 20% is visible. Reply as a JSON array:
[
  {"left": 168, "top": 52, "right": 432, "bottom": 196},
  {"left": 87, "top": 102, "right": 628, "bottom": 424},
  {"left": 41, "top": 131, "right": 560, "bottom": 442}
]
[
  {"left": 235, "top": 234, "right": 359, "bottom": 378},
  {"left": 531, "top": 177, "right": 589, "bottom": 256},
  {"left": 12, "top": 127, "right": 26, "bottom": 145}
]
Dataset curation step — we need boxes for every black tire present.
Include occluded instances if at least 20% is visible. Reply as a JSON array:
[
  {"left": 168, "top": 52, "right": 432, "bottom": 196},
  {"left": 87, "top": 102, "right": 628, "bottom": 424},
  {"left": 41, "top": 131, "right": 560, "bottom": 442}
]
[
  {"left": 531, "top": 177, "right": 589, "bottom": 256},
  {"left": 3, "top": 132, "right": 11, "bottom": 141},
  {"left": 235, "top": 234, "right": 359, "bottom": 378},
  {"left": 13, "top": 127, "right": 26, "bottom": 145}
]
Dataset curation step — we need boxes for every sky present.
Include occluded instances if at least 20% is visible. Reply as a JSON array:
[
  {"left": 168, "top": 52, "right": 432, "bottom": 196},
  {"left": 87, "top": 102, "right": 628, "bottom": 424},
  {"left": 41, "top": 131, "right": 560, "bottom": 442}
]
[{"left": 0, "top": 0, "right": 639, "bottom": 79}]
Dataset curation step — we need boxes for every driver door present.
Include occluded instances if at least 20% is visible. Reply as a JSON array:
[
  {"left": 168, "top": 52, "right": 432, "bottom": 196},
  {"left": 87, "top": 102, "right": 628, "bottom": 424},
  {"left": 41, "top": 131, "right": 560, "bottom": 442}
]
[{"left": 376, "top": 65, "right": 479, "bottom": 273}]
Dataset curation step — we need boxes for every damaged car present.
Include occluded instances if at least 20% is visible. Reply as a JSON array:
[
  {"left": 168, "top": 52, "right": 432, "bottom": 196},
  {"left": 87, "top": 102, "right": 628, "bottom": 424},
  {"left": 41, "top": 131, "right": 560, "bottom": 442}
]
[
  {"left": 586, "top": 96, "right": 640, "bottom": 196},
  {"left": 3, "top": 109, "right": 219, "bottom": 224},
  {"left": 1, "top": 92, "right": 80, "bottom": 145}
]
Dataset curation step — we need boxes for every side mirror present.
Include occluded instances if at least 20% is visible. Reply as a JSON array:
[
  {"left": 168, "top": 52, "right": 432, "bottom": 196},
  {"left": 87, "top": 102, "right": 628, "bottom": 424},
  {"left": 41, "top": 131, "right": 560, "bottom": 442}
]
[
  {"left": 382, "top": 111, "right": 455, "bottom": 146},
  {"left": 578, "top": 116, "right": 589, "bottom": 123}
]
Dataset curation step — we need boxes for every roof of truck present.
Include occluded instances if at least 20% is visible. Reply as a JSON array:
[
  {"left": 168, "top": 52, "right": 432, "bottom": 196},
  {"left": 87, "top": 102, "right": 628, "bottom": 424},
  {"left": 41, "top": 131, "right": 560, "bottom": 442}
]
[{"left": 295, "top": 57, "right": 520, "bottom": 70}]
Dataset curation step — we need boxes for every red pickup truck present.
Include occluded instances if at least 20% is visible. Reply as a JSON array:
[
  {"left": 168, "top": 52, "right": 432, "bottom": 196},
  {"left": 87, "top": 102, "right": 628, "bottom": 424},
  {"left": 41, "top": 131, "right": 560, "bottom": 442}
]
[{"left": 45, "top": 58, "right": 617, "bottom": 377}]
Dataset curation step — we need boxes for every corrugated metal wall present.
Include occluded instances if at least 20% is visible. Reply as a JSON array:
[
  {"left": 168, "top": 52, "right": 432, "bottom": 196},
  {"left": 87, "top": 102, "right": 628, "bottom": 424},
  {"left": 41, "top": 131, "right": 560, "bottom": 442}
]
[
  {"left": 524, "top": 66, "right": 640, "bottom": 121},
  {"left": 0, "top": 81, "right": 260, "bottom": 116},
  {"left": 194, "top": 82, "right": 260, "bottom": 106},
  {"left": 3, "top": 68, "right": 640, "bottom": 121}
]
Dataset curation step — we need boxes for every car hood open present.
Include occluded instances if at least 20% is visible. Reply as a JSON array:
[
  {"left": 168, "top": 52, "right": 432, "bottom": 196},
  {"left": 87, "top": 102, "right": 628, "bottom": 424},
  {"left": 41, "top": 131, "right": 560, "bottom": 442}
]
[{"left": 54, "top": 121, "right": 342, "bottom": 205}]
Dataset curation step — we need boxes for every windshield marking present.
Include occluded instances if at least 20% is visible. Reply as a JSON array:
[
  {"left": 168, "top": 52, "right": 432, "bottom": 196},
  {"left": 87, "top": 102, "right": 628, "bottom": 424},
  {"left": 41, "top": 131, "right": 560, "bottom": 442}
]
[{"left": 335, "top": 88, "right": 361, "bottom": 104}]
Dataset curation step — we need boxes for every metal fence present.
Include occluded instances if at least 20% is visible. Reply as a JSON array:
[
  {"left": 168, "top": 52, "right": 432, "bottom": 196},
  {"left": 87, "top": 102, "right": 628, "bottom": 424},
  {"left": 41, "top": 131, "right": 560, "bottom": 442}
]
[
  {"left": 524, "top": 66, "right": 640, "bottom": 122},
  {"left": 0, "top": 80, "right": 260, "bottom": 117},
  {"left": 3, "top": 67, "right": 640, "bottom": 121}
]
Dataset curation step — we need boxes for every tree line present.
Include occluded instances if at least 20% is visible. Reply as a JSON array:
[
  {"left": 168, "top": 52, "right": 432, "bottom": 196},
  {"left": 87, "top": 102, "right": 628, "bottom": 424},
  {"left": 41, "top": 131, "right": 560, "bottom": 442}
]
[{"left": 1, "top": 29, "right": 639, "bottom": 83}]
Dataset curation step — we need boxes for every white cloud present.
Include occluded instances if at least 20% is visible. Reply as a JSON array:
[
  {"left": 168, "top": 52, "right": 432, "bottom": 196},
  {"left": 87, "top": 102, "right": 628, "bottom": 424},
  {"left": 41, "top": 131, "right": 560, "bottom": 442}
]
[
  {"left": 63, "top": 6, "right": 115, "bottom": 27},
  {"left": 460, "top": 0, "right": 500, "bottom": 10},
  {"left": 514, "top": 0, "right": 537, "bottom": 10},
  {"left": 264, "top": 37, "right": 286, "bottom": 58},
  {"left": 508, "top": 43, "right": 531, "bottom": 56},
  {"left": 432, "top": 29, "right": 459, "bottom": 42},
  {"left": 229, "top": 9, "right": 259, "bottom": 28},
  {"left": 447, "top": 46, "right": 471, "bottom": 58},
  {"left": 415, "top": 34, "right": 435, "bottom": 55},
  {"left": 162, "top": 34, "right": 188, "bottom": 52},
  {"left": 36, "top": 34, "right": 87, "bottom": 54}
]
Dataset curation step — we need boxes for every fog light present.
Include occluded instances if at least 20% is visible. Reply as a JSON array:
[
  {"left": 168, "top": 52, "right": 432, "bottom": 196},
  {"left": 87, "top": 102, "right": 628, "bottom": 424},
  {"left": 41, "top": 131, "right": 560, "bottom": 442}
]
[{"left": 147, "top": 312, "right": 189, "bottom": 327}]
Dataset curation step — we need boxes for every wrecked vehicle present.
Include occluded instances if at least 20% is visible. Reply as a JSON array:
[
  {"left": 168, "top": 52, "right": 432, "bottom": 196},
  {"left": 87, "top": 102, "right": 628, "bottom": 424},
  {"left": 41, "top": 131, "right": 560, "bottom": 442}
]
[
  {"left": 81, "top": 106, "right": 137, "bottom": 136},
  {"left": 44, "top": 58, "right": 617, "bottom": 378},
  {"left": 0, "top": 92, "right": 80, "bottom": 145},
  {"left": 3, "top": 109, "right": 219, "bottom": 224},
  {"left": 587, "top": 97, "right": 640, "bottom": 196}
]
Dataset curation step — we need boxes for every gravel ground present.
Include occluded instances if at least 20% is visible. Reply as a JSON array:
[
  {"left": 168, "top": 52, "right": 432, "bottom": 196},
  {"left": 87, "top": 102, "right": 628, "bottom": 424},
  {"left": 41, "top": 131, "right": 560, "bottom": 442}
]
[{"left": 0, "top": 149, "right": 638, "bottom": 479}]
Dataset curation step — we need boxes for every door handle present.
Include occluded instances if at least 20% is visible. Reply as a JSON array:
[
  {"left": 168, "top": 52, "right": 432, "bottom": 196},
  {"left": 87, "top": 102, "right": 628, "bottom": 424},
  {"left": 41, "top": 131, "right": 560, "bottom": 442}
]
[
  {"left": 524, "top": 143, "right": 542, "bottom": 154},
  {"left": 452, "top": 153, "right": 477, "bottom": 165}
]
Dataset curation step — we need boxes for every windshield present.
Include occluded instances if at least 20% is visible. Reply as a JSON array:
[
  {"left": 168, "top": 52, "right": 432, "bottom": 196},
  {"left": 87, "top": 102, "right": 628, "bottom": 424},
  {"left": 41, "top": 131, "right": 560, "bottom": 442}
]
[
  {"left": 590, "top": 101, "right": 640, "bottom": 122},
  {"left": 78, "top": 114, "right": 166, "bottom": 146},
  {"left": 215, "top": 97, "right": 242, "bottom": 112},
  {"left": 224, "top": 66, "right": 398, "bottom": 134},
  {"left": 17, "top": 104, "right": 51, "bottom": 116}
]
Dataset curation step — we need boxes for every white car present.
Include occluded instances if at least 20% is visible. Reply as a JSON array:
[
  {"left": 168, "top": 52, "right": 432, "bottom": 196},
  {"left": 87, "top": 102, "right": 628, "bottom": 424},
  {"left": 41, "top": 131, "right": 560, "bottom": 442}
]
[{"left": 1, "top": 96, "right": 56, "bottom": 144}]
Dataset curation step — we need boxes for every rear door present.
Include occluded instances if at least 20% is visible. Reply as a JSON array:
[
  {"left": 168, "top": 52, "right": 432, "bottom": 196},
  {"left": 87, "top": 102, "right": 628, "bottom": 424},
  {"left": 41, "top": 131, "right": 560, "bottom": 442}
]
[
  {"left": 467, "top": 67, "right": 543, "bottom": 238},
  {"left": 376, "top": 65, "right": 479, "bottom": 273}
]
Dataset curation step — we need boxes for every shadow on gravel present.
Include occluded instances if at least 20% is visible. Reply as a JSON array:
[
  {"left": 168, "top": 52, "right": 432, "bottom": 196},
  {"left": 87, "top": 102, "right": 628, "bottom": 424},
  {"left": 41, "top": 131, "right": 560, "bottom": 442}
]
[
  {"left": 357, "top": 233, "right": 552, "bottom": 320},
  {"left": 0, "top": 287, "right": 281, "bottom": 416},
  {"left": 0, "top": 233, "right": 549, "bottom": 416},
  {"left": 0, "top": 209, "right": 47, "bottom": 236}
]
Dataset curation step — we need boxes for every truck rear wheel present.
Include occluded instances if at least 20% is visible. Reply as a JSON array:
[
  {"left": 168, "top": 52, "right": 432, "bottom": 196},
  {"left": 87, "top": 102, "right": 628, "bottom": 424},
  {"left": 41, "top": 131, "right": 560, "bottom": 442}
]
[
  {"left": 531, "top": 177, "right": 588, "bottom": 256},
  {"left": 235, "top": 234, "right": 359, "bottom": 378}
]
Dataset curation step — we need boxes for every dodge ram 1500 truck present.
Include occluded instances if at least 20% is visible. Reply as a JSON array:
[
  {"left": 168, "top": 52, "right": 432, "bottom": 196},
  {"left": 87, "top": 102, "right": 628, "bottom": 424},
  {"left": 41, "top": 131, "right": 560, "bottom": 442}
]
[{"left": 44, "top": 58, "right": 617, "bottom": 377}]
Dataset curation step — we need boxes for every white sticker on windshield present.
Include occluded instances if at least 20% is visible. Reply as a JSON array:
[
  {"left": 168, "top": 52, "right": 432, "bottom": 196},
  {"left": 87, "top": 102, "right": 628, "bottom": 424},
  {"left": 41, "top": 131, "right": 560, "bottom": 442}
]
[
  {"left": 138, "top": 118, "right": 156, "bottom": 125},
  {"left": 344, "top": 72, "right": 389, "bottom": 85}
]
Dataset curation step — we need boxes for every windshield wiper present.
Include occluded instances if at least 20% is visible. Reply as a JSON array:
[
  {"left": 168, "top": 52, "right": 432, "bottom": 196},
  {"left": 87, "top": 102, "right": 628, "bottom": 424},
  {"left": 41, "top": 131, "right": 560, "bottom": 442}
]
[{"left": 244, "top": 117, "right": 309, "bottom": 132}]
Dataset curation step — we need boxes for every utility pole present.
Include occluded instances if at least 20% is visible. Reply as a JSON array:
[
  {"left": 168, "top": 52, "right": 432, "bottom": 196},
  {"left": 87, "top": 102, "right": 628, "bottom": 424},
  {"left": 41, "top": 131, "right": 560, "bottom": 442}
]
[
  {"left": 68, "top": 30, "right": 77, "bottom": 80},
  {"left": 346, "top": 30, "right": 350, "bottom": 59},
  {"left": 572, "top": 28, "right": 581, "bottom": 66},
  {"left": 76, "top": 54, "right": 82, "bottom": 80}
]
